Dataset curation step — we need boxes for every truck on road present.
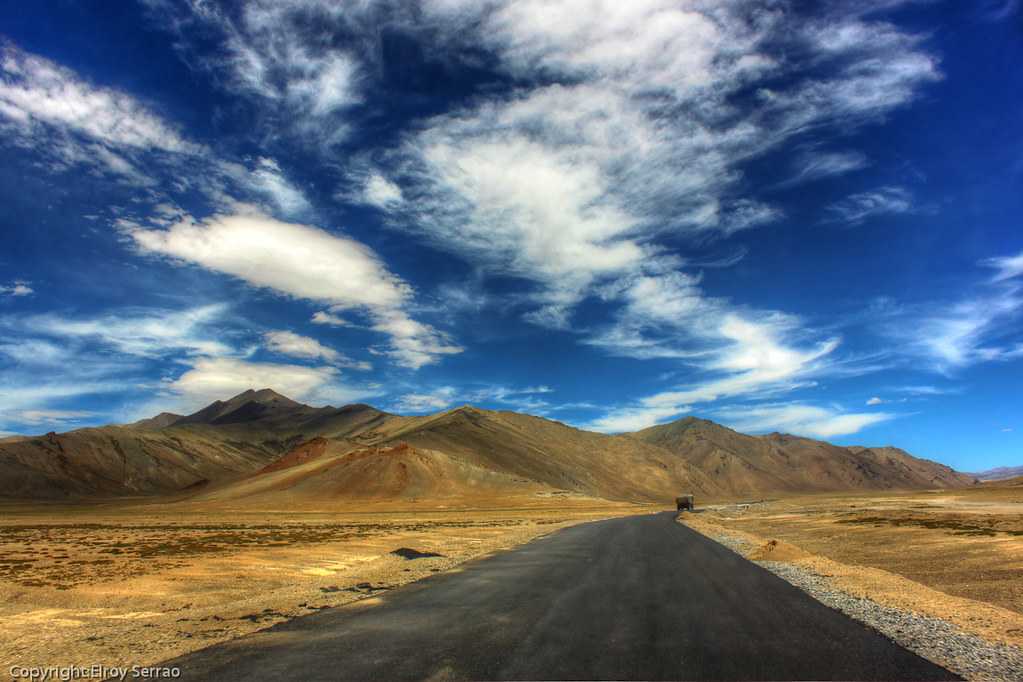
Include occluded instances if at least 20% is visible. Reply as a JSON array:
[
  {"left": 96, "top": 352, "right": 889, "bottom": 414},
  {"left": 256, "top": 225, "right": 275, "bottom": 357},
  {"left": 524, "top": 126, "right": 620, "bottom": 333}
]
[{"left": 676, "top": 494, "right": 695, "bottom": 512}]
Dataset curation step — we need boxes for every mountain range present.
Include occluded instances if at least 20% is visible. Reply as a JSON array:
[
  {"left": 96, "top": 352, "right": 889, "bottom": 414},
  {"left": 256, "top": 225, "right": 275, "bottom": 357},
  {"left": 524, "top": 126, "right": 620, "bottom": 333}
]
[
  {"left": 966, "top": 465, "right": 1023, "bottom": 481},
  {"left": 0, "top": 389, "right": 975, "bottom": 505}
]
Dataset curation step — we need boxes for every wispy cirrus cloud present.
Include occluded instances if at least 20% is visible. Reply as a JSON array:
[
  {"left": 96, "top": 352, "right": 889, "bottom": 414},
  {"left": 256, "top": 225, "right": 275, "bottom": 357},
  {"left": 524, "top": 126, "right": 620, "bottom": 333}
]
[
  {"left": 11, "top": 409, "right": 98, "bottom": 426},
  {"left": 358, "top": 1, "right": 939, "bottom": 390},
  {"left": 712, "top": 402, "right": 898, "bottom": 439},
  {"left": 393, "top": 387, "right": 459, "bottom": 413},
  {"left": 587, "top": 313, "right": 841, "bottom": 432},
  {"left": 825, "top": 186, "right": 914, "bottom": 225},
  {"left": 0, "top": 43, "right": 202, "bottom": 155},
  {"left": 15, "top": 304, "right": 232, "bottom": 359},
  {"left": 788, "top": 149, "right": 869, "bottom": 185},
  {"left": 145, "top": 1, "right": 941, "bottom": 413},
  {"left": 891, "top": 385, "right": 962, "bottom": 396},
  {"left": 146, "top": 0, "right": 362, "bottom": 142},
  {"left": 361, "top": 173, "right": 404, "bottom": 209},
  {"left": 983, "top": 251, "right": 1023, "bottom": 283},
  {"left": 977, "top": 0, "right": 1020, "bottom": 22},
  {"left": 0, "top": 40, "right": 319, "bottom": 223},
  {"left": 393, "top": 383, "right": 558, "bottom": 415},
  {"left": 0, "top": 280, "right": 32, "bottom": 297},
  {"left": 0, "top": 381, "right": 123, "bottom": 433},
  {"left": 878, "top": 250, "right": 1023, "bottom": 373}
]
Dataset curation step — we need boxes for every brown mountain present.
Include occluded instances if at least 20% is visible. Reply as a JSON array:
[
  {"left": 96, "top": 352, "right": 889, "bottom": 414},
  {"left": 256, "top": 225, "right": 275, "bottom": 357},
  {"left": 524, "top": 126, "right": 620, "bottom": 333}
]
[
  {"left": 968, "top": 465, "right": 1023, "bottom": 481},
  {"left": 130, "top": 412, "right": 184, "bottom": 430},
  {"left": 632, "top": 417, "right": 973, "bottom": 495},
  {"left": 0, "top": 390, "right": 975, "bottom": 503},
  {"left": 0, "top": 390, "right": 380, "bottom": 499}
]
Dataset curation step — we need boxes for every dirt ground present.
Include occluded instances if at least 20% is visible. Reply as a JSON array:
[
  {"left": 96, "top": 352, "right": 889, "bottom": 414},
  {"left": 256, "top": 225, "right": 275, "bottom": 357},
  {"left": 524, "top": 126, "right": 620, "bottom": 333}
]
[
  {"left": 0, "top": 500, "right": 651, "bottom": 678},
  {"left": 682, "top": 484, "right": 1023, "bottom": 647}
]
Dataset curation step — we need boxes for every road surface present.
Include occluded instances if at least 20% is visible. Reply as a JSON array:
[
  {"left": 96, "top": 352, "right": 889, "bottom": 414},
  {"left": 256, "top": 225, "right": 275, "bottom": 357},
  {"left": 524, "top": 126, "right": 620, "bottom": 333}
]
[{"left": 166, "top": 512, "right": 958, "bottom": 681}]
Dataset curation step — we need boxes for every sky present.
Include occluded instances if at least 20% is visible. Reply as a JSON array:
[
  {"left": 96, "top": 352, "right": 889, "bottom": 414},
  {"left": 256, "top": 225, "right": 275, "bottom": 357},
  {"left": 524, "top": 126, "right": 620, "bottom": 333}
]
[{"left": 0, "top": 0, "right": 1020, "bottom": 471}]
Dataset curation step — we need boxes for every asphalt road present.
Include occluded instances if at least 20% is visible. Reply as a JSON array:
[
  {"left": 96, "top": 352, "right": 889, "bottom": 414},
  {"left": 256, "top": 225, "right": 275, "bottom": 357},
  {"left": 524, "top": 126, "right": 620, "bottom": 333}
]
[{"left": 166, "top": 512, "right": 958, "bottom": 681}]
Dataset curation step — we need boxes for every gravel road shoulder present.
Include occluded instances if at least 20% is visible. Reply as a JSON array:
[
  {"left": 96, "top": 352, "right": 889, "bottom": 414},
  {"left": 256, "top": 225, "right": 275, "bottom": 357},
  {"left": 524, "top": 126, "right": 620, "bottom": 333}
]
[{"left": 681, "top": 515, "right": 1023, "bottom": 682}]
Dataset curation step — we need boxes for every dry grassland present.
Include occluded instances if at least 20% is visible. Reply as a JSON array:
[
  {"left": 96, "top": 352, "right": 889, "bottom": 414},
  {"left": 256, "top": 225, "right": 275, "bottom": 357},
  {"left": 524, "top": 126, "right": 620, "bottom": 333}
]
[
  {"left": 682, "top": 484, "right": 1023, "bottom": 647},
  {"left": 0, "top": 500, "right": 650, "bottom": 678}
]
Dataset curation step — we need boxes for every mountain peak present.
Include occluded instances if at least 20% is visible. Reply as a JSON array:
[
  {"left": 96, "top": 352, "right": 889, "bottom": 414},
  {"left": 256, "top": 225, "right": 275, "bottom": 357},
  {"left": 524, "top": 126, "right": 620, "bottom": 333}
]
[
  {"left": 176, "top": 388, "right": 306, "bottom": 426},
  {"left": 227, "top": 388, "right": 299, "bottom": 406}
]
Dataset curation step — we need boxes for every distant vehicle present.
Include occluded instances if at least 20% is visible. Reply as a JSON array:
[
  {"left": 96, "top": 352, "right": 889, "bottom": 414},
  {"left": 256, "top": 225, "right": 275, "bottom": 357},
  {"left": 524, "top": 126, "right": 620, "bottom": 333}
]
[{"left": 676, "top": 494, "right": 695, "bottom": 512}]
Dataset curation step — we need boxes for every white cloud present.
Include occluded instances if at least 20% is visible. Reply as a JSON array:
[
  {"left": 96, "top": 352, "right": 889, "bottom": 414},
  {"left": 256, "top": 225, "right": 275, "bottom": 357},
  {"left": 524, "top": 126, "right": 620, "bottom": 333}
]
[
  {"left": 866, "top": 252, "right": 1023, "bottom": 375},
  {"left": 369, "top": 1, "right": 937, "bottom": 331},
  {"left": 394, "top": 387, "right": 458, "bottom": 413},
  {"left": 892, "top": 385, "right": 960, "bottom": 396},
  {"left": 825, "top": 186, "right": 914, "bottom": 225},
  {"left": 147, "top": 2, "right": 938, "bottom": 395},
  {"left": 129, "top": 210, "right": 461, "bottom": 368},
  {"left": 0, "top": 44, "right": 201, "bottom": 155},
  {"left": 588, "top": 313, "right": 841, "bottom": 432},
  {"left": 150, "top": 1, "right": 361, "bottom": 135},
  {"left": 0, "top": 338, "right": 68, "bottom": 366},
  {"left": 0, "top": 42, "right": 319, "bottom": 213},
  {"left": 789, "top": 149, "right": 869, "bottom": 184},
  {"left": 132, "top": 211, "right": 407, "bottom": 311},
  {"left": 263, "top": 329, "right": 371, "bottom": 370},
  {"left": 217, "top": 158, "right": 311, "bottom": 216},
  {"left": 392, "top": 383, "right": 558, "bottom": 415},
  {"left": 363, "top": 173, "right": 404, "bottom": 208},
  {"left": 369, "top": 310, "right": 463, "bottom": 370},
  {"left": 1001, "top": 427, "right": 1014, "bottom": 433},
  {"left": 311, "top": 311, "right": 350, "bottom": 327},
  {"left": 165, "top": 357, "right": 376, "bottom": 412},
  {"left": 866, "top": 396, "right": 884, "bottom": 405},
  {"left": 983, "top": 250, "right": 1023, "bottom": 283},
  {"left": 13, "top": 409, "right": 97, "bottom": 425},
  {"left": 587, "top": 402, "right": 693, "bottom": 434},
  {"left": 17, "top": 305, "right": 232, "bottom": 358},
  {"left": 463, "top": 384, "right": 557, "bottom": 411},
  {"left": 0, "top": 381, "right": 124, "bottom": 430},
  {"left": 900, "top": 286, "right": 1022, "bottom": 372},
  {"left": 714, "top": 403, "right": 898, "bottom": 439},
  {"left": 263, "top": 330, "right": 339, "bottom": 362},
  {"left": 0, "top": 281, "right": 33, "bottom": 297}
]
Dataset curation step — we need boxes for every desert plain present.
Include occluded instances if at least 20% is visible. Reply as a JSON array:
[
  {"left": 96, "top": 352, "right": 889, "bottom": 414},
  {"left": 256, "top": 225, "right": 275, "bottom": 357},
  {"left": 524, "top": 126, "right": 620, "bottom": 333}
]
[
  {"left": 0, "top": 498, "right": 650, "bottom": 676},
  {"left": 4, "top": 482, "right": 1023, "bottom": 678}
]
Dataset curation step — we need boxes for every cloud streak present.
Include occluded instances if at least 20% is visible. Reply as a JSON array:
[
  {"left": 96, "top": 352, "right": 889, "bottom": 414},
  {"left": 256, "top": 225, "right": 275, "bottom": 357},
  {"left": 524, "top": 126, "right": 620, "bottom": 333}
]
[
  {"left": 0, "top": 281, "right": 32, "bottom": 297},
  {"left": 714, "top": 403, "right": 898, "bottom": 439},
  {"left": 129, "top": 210, "right": 461, "bottom": 369},
  {"left": 825, "top": 186, "right": 914, "bottom": 225}
]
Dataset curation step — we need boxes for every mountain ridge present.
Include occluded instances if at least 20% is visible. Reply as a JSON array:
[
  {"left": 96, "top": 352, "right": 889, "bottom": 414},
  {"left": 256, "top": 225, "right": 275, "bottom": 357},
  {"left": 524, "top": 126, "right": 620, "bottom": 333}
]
[
  {"left": 967, "top": 465, "right": 1023, "bottom": 481},
  {"left": 0, "top": 389, "right": 976, "bottom": 503}
]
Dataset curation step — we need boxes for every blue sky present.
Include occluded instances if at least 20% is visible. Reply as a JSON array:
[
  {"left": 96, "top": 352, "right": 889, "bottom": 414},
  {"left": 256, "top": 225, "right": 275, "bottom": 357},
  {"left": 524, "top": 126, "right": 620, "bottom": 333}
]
[{"left": 0, "top": 0, "right": 1020, "bottom": 471}]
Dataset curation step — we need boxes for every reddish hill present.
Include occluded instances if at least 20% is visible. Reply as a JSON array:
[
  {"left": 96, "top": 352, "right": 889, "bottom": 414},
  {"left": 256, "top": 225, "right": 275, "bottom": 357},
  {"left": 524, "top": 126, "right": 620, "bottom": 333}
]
[{"left": 258, "top": 437, "right": 331, "bottom": 475}]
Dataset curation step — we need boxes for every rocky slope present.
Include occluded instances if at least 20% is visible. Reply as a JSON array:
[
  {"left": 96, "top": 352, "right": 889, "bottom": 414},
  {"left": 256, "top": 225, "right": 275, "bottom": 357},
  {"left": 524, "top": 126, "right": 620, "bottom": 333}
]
[
  {"left": 0, "top": 389, "right": 975, "bottom": 502},
  {"left": 632, "top": 417, "right": 974, "bottom": 495}
]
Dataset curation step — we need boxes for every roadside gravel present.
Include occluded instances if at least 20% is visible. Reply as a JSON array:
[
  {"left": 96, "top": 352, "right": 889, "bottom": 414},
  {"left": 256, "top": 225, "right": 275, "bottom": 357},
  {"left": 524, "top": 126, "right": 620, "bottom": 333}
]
[{"left": 700, "top": 527, "right": 1023, "bottom": 681}]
